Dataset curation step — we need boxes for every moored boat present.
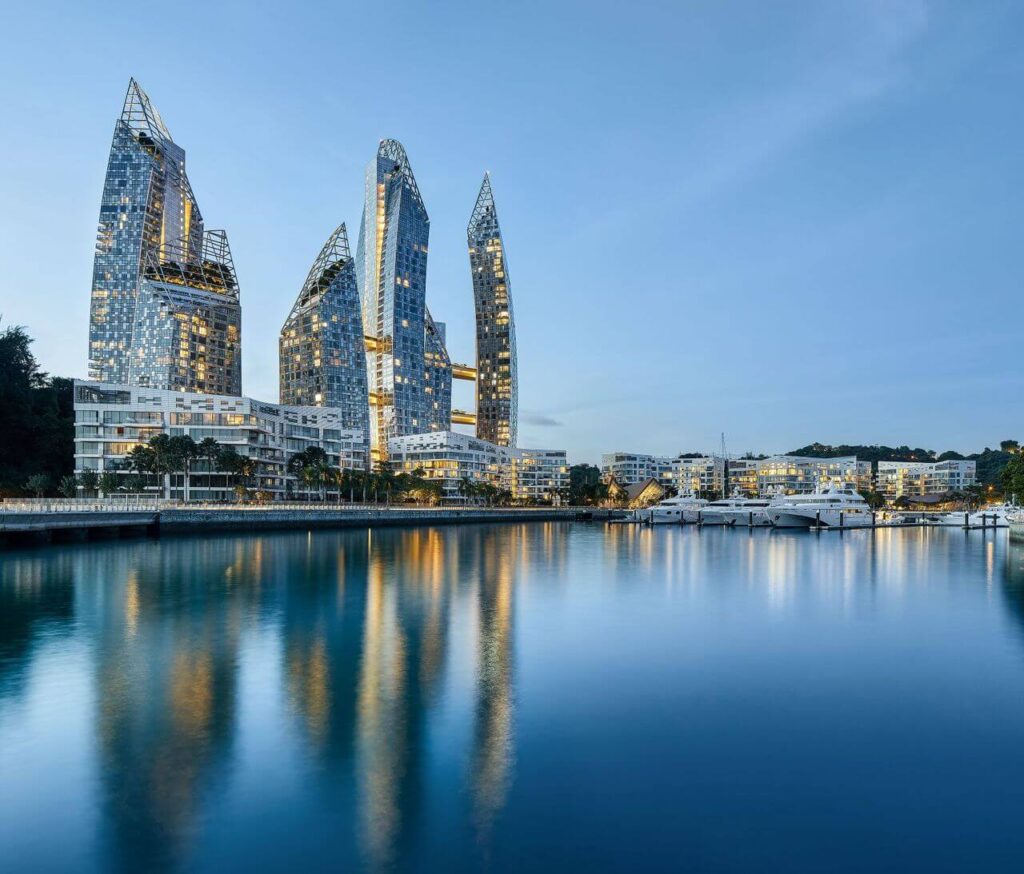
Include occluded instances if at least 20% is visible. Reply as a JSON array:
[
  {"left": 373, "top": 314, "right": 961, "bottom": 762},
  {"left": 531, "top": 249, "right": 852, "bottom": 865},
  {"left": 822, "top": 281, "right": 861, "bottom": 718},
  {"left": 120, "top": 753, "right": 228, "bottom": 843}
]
[
  {"left": 699, "top": 492, "right": 772, "bottom": 527},
  {"left": 767, "top": 484, "right": 874, "bottom": 529}
]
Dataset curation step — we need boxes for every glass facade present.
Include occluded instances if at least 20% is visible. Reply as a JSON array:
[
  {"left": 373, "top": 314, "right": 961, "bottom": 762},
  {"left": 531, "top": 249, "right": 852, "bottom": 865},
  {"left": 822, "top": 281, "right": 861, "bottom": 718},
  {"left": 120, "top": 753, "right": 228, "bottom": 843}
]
[
  {"left": 129, "top": 231, "right": 242, "bottom": 395},
  {"left": 89, "top": 79, "right": 205, "bottom": 384},
  {"left": 355, "top": 139, "right": 449, "bottom": 459},
  {"left": 468, "top": 174, "right": 518, "bottom": 447},
  {"left": 424, "top": 312, "right": 452, "bottom": 433},
  {"left": 279, "top": 223, "right": 370, "bottom": 436}
]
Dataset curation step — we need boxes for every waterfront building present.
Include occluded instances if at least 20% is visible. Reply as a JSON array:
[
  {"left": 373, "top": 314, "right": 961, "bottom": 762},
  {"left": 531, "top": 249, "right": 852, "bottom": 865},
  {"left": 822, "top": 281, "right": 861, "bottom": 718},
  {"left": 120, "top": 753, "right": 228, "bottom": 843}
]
[
  {"left": 89, "top": 79, "right": 238, "bottom": 391},
  {"left": 505, "top": 448, "right": 570, "bottom": 505},
  {"left": 756, "top": 455, "right": 872, "bottom": 495},
  {"left": 388, "top": 431, "right": 568, "bottom": 504},
  {"left": 601, "top": 452, "right": 676, "bottom": 486},
  {"left": 356, "top": 139, "right": 447, "bottom": 459},
  {"left": 726, "top": 455, "right": 872, "bottom": 496},
  {"left": 73, "top": 380, "right": 366, "bottom": 500},
  {"left": 674, "top": 456, "right": 727, "bottom": 497},
  {"left": 279, "top": 224, "right": 370, "bottom": 434},
  {"left": 876, "top": 459, "right": 976, "bottom": 500},
  {"left": 129, "top": 232, "right": 242, "bottom": 396},
  {"left": 468, "top": 174, "right": 518, "bottom": 446}
]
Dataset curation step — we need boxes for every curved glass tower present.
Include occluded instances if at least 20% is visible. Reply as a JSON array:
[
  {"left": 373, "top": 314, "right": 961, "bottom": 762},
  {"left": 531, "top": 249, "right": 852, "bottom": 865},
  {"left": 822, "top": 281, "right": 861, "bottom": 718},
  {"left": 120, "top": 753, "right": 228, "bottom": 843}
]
[
  {"left": 279, "top": 224, "right": 370, "bottom": 435},
  {"left": 130, "top": 230, "right": 242, "bottom": 395},
  {"left": 355, "top": 139, "right": 450, "bottom": 459},
  {"left": 88, "top": 79, "right": 205, "bottom": 385},
  {"left": 468, "top": 174, "right": 518, "bottom": 447}
]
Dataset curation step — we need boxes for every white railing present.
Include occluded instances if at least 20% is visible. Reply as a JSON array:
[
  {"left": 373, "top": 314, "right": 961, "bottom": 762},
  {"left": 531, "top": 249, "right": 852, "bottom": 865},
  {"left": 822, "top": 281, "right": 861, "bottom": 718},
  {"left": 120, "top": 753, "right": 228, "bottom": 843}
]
[
  {"left": 1, "top": 498, "right": 576, "bottom": 515},
  {"left": 0, "top": 496, "right": 165, "bottom": 513}
]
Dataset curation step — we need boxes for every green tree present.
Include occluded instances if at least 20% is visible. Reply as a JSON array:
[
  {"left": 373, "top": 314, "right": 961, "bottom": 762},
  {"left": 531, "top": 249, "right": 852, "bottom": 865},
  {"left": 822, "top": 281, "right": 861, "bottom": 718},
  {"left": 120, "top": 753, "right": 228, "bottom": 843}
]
[
  {"left": 58, "top": 474, "right": 78, "bottom": 498},
  {"left": 1002, "top": 453, "right": 1024, "bottom": 503},
  {"left": 196, "top": 437, "right": 221, "bottom": 496},
  {"left": 78, "top": 469, "right": 99, "bottom": 497},
  {"left": 25, "top": 473, "right": 49, "bottom": 498},
  {"left": 0, "top": 323, "right": 74, "bottom": 496},
  {"left": 99, "top": 471, "right": 120, "bottom": 497},
  {"left": 167, "top": 435, "right": 198, "bottom": 502},
  {"left": 858, "top": 489, "right": 886, "bottom": 510}
]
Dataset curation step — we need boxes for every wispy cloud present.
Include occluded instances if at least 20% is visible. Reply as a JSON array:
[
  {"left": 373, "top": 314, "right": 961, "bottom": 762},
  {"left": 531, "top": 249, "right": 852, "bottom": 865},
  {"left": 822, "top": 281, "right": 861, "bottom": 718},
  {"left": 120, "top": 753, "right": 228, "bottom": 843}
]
[{"left": 520, "top": 412, "right": 563, "bottom": 427}]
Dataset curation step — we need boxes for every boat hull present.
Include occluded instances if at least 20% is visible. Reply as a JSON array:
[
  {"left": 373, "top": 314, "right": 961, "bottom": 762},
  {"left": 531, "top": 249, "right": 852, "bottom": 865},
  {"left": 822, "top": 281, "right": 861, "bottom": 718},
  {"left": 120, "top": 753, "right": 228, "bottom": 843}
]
[
  {"left": 718, "top": 509, "right": 771, "bottom": 527},
  {"left": 768, "top": 509, "right": 874, "bottom": 529}
]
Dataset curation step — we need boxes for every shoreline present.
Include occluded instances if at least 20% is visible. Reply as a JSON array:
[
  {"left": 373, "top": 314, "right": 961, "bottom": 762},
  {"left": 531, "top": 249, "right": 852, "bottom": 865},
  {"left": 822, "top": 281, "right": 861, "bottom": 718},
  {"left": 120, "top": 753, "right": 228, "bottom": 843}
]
[{"left": 0, "top": 506, "right": 604, "bottom": 548}]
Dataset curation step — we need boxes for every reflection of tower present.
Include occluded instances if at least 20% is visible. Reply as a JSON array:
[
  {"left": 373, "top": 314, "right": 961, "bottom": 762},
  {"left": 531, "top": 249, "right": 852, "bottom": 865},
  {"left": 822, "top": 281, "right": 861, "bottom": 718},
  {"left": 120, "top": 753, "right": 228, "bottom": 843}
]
[
  {"left": 471, "top": 526, "right": 517, "bottom": 838},
  {"left": 354, "top": 528, "right": 453, "bottom": 865},
  {"left": 82, "top": 541, "right": 244, "bottom": 873},
  {"left": 281, "top": 530, "right": 369, "bottom": 764}
]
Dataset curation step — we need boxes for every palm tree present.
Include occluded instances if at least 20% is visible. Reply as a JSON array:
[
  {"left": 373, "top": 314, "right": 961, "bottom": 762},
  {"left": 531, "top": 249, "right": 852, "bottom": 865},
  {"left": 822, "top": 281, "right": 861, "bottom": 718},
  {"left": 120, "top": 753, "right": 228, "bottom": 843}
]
[
  {"left": 126, "top": 445, "right": 154, "bottom": 490},
  {"left": 77, "top": 469, "right": 99, "bottom": 498},
  {"left": 197, "top": 437, "right": 221, "bottom": 496},
  {"left": 457, "top": 476, "right": 475, "bottom": 506},
  {"left": 168, "top": 435, "right": 198, "bottom": 502},
  {"left": 288, "top": 447, "right": 329, "bottom": 500},
  {"left": 376, "top": 460, "right": 397, "bottom": 505},
  {"left": 99, "top": 471, "right": 120, "bottom": 497},
  {"left": 25, "top": 473, "right": 49, "bottom": 498},
  {"left": 146, "top": 434, "right": 176, "bottom": 499}
]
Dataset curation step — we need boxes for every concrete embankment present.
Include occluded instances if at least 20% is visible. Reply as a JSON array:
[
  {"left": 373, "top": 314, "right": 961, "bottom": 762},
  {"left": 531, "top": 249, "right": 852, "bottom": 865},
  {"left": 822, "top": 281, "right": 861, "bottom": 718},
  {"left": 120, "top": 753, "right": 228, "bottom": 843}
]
[
  {"left": 158, "top": 507, "right": 581, "bottom": 534},
  {"left": 0, "top": 506, "right": 612, "bottom": 546}
]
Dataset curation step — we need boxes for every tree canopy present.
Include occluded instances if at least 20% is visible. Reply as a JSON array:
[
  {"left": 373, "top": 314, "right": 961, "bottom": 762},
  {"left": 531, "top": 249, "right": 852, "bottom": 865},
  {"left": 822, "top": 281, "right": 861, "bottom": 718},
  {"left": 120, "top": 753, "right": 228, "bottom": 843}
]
[{"left": 0, "top": 323, "right": 74, "bottom": 496}]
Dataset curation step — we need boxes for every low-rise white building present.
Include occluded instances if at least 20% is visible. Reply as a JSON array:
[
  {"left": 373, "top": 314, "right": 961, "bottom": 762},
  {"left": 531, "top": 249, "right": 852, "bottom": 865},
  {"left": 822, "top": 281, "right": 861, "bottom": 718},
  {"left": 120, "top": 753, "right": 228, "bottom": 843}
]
[
  {"left": 73, "top": 380, "right": 367, "bottom": 500},
  {"left": 601, "top": 452, "right": 675, "bottom": 487},
  {"left": 876, "top": 459, "right": 976, "bottom": 500},
  {"left": 389, "top": 431, "right": 569, "bottom": 504},
  {"left": 674, "top": 456, "right": 727, "bottom": 497},
  {"left": 753, "top": 455, "right": 873, "bottom": 495}
]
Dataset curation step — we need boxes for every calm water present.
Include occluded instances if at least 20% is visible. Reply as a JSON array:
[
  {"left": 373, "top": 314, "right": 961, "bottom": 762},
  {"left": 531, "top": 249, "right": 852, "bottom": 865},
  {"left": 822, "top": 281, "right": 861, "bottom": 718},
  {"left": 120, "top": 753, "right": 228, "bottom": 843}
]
[{"left": 2, "top": 523, "right": 1024, "bottom": 872}]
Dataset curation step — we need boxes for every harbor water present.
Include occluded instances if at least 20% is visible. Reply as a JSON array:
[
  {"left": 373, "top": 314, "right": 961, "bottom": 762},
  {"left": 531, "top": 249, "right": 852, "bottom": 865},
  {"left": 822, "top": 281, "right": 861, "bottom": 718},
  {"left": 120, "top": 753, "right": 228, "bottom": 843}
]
[{"left": 2, "top": 523, "right": 1024, "bottom": 872}]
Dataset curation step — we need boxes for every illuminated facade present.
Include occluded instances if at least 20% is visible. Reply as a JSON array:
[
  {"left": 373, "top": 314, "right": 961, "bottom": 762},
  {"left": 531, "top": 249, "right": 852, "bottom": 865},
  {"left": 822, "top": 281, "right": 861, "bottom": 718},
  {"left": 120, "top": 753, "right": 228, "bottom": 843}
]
[
  {"left": 355, "top": 139, "right": 450, "bottom": 459},
  {"left": 468, "top": 174, "right": 518, "bottom": 446},
  {"left": 505, "top": 448, "right": 569, "bottom": 504},
  {"left": 726, "top": 455, "right": 873, "bottom": 496},
  {"left": 388, "top": 431, "right": 568, "bottom": 504},
  {"left": 73, "top": 380, "right": 366, "bottom": 500},
  {"left": 89, "top": 79, "right": 211, "bottom": 385},
  {"left": 424, "top": 313, "right": 453, "bottom": 432},
  {"left": 601, "top": 452, "right": 676, "bottom": 486},
  {"left": 129, "top": 231, "right": 242, "bottom": 395},
  {"left": 674, "top": 456, "right": 727, "bottom": 497},
  {"left": 279, "top": 224, "right": 369, "bottom": 435},
  {"left": 876, "top": 460, "right": 976, "bottom": 500}
]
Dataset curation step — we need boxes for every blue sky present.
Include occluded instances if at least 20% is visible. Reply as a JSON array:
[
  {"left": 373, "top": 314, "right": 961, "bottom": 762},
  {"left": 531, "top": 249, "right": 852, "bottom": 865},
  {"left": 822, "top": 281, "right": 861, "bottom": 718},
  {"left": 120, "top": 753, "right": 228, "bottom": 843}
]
[{"left": 0, "top": 0, "right": 1021, "bottom": 463}]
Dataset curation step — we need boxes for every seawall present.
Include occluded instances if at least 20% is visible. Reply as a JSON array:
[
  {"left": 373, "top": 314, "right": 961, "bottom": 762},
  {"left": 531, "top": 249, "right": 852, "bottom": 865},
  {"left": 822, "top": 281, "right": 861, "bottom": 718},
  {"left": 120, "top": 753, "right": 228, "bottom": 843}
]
[{"left": 0, "top": 505, "right": 605, "bottom": 547}]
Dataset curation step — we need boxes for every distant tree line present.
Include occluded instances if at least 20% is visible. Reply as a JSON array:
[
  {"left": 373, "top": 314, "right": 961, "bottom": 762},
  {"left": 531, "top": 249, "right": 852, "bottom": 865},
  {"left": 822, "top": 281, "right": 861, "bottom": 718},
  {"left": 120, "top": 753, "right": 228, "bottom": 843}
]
[{"left": 789, "top": 441, "right": 1021, "bottom": 489}]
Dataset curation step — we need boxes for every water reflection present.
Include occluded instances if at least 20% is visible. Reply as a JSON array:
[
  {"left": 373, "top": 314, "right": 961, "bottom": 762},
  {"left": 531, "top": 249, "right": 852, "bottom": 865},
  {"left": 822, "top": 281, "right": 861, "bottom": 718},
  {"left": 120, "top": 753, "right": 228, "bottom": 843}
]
[{"left": 3, "top": 524, "right": 1024, "bottom": 871}]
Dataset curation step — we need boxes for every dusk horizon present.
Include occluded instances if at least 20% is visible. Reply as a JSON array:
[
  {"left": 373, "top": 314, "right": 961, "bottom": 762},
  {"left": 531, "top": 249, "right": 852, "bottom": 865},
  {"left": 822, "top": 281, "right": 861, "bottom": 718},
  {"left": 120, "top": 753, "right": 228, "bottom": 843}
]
[{"left": 2, "top": 0, "right": 1021, "bottom": 463}]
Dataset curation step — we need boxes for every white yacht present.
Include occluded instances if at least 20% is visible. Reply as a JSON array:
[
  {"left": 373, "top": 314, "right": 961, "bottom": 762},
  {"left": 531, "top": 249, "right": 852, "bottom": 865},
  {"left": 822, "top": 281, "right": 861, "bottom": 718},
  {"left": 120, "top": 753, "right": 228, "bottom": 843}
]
[
  {"left": 699, "top": 492, "right": 772, "bottom": 527},
  {"left": 767, "top": 484, "right": 874, "bottom": 529},
  {"left": 1008, "top": 508, "right": 1024, "bottom": 542},
  {"left": 635, "top": 494, "right": 708, "bottom": 525},
  {"left": 929, "top": 505, "right": 1011, "bottom": 528}
]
